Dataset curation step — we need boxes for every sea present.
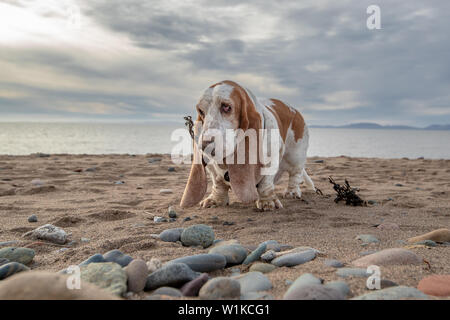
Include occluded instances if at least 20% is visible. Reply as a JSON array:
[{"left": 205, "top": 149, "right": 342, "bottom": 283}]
[{"left": 0, "top": 122, "right": 449, "bottom": 159}]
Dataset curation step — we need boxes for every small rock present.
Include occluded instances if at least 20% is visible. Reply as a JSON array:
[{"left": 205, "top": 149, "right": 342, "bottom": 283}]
[
  {"left": 355, "top": 234, "right": 380, "bottom": 244},
  {"left": 380, "top": 279, "right": 399, "bottom": 289},
  {"left": 153, "top": 286, "right": 183, "bottom": 297},
  {"left": 114, "top": 181, "right": 125, "bottom": 185},
  {"left": 395, "top": 183, "right": 403, "bottom": 187},
  {"left": 243, "top": 243, "right": 266, "bottom": 265},
  {"left": 180, "top": 273, "right": 209, "bottom": 297},
  {"left": 210, "top": 239, "right": 239, "bottom": 249},
  {"left": 0, "top": 262, "right": 30, "bottom": 280},
  {"left": 0, "top": 247, "right": 35, "bottom": 265},
  {"left": 414, "top": 240, "right": 437, "bottom": 247},
  {"left": 180, "top": 224, "right": 215, "bottom": 248},
  {"left": 28, "top": 215, "right": 38, "bottom": 223},
  {"left": 166, "top": 254, "right": 226, "bottom": 272},
  {"left": 153, "top": 216, "right": 167, "bottom": 223},
  {"left": 199, "top": 277, "right": 241, "bottom": 300},
  {"left": 80, "top": 237, "right": 90, "bottom": 243},
  {"left": 167, "top": 167, "right": 176, "bottom": 172},
  {"left": 159, "top": 189, "right": 173, "bottom": 195},
  {"left": 261, "top": 250, "right": 276, "bottom": 262},
  {"left": 314, "top": 160, "right": 324, "bottom": 163},
  {"left": 209, "top": 244, "right": 248, "bottom": 265},
  {"left": 324, "top": 281, "right": 351, "bottom": 297},
  {"left": 323, "top": 259, "right": 344, "bottom": 268},
  {"left": 85, "top": 167, "right": 97, "bottom": 172},
  {"left": 223, "top": 221, "right": 235, "bottom": 226},
  {"left": 368, "top": 200, "right": 377, "bottom": 205},
  {"left": 271, "top": 250, "right": 316, "bottom": 267},
  {"left": 31, "top": 179, "right": 44, "bottom": 186},
  {"left": 232, "top": 272, "right": 272, "bottom": 293},
  {"left": 145, "top": 263, "right": 200, "bottom": 291},
  {"left": 23, "top": 224, "right": 67, "bottom": 244},
  {"left": 147, "top": 258, "right": 162, "bottom": 273},
  {"left": 125, "top": 259, "right": 148, "bottom": 293},
  {"left": 285, "top": 273, "right": 322, "bottom": 298},
  {"left": 148, "top": 158, "right": 162, "bottom": 163},
  {"left": 168, "top": 206, "right": 177, "bottom": 218},
  {"left": 336, "top": 268, "right": 370, "bottom": 278},
  {"left": 169, "top": 218, "right": 176, "bottom": 222},
  {"left": 103, "top": 249, "right": 133, "bottom": 267},
  {"left": 0, "top": 271, "right": 119, "bottom": 300},
  {"left": 183, "top": 217, "right": 192, "bottom": 222},
  {"left": 0, "top": 241, "right": 20, "bottom": 248},
  {"left": 80, "top": 262, "right": 128, "bottom": 296},
  {"left": 160, "top": 228, "right": 184, "bottom": 242},
  {"left": 79, "top": 253, "right": 106, "bottom": 266},
  {"left": 352, "top": 248, "right": 422, "bottom": 267},
  {"left": 249, "top": 263, "right": 276, "bottom": 274},
  {"left": 407, "top": 228, "right": 450, "bottom": 243},
  {"left": 284, "top": 284, "right": 345, "bottom": 300},
  {"left": 352, "top": 286, "right": 429, "bottom": 300},
  {"left": 241, "top": 292, "right": 274, "bottom": 300},
  {"left": 417, "top": 275, "right": 450, "bottom": 297}
]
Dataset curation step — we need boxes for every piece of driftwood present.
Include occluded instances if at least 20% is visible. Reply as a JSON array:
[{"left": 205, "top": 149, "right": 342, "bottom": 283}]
[{"left": 328, "top": 176, "right": 366, "bottom": 206}]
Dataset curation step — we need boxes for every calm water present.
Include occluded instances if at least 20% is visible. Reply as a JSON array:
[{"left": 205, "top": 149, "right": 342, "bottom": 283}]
[{"left": 0, "top": 122, "right": 449, "bottom": 159}]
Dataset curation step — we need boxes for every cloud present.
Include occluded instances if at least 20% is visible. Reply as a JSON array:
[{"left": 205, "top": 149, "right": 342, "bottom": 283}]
[{"left": 0, "top": 0, "right": 449, "bottom": 126}]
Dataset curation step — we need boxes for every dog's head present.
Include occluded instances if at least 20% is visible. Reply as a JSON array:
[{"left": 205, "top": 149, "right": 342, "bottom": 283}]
[{"left": 180, "top": 80, "right": 262, "bottom": 208}]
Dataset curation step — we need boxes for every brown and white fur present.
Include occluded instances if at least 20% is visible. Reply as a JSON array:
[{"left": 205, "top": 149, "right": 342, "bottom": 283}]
[{"left": 180, "top": 80, "right": 316, "bottom": 211}]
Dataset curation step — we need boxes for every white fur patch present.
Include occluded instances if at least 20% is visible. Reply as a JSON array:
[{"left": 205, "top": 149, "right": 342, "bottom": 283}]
[{"left": 213, "top": 83, "right": 234, "bottom": 100}]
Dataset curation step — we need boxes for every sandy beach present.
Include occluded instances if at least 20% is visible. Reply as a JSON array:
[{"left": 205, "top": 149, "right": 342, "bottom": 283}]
[{"left": 0, "top": 154, "right": 449, "bottom": 299}]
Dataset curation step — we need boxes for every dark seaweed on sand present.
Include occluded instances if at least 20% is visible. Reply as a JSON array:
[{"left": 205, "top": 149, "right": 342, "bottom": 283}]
[{"left": 328, "top": 177, "right": 366, "bottom": 206}]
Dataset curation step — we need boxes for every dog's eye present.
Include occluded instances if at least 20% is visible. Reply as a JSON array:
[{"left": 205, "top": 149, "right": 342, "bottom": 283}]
[{"left": 221, "top": 103, "right": 231, "bottom": 113}]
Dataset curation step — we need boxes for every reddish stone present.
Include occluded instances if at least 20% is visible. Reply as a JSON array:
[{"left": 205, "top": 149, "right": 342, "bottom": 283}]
[{"left": 417, "top": 275, "right": 450, "bottom": 297}]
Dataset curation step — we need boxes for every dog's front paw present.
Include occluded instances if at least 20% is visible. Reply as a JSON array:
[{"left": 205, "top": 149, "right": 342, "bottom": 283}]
[
  {"left": 256, "top": 198, "right": 283, "bottom": 211},
  {"left": 283, "top": 188, "right": 302, "bottom": 199},
  {"left": 200, "top": 196, "right": 229, "bottom": 208}
]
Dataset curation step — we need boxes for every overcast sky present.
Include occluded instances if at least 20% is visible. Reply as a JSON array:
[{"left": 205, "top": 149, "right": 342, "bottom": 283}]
[{"left": 0, "top": 0, "right": 449, "bottom": 126}]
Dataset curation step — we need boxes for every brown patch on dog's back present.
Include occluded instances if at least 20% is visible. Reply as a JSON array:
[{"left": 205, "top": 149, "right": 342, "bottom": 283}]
[{"left": 265, "top": 99, "right": 305, "bottom": 142}]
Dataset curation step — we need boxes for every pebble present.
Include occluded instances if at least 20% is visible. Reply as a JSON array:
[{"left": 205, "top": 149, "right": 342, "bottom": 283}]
[
  {"left": 417, "top": 275, "right": 450, "bottom": 297},
  {"left": 80, "top": 262, "right": 128, "bottom": 296},
  {"left": 355, "top": 234, "right": 380, "bottom": 244},
  {"left": 408, "top": 228, "right": 450, "bottom": 243},
  {"left": 183, "top": 217, "right": 192, "bottom": 222},
  {"left": 148, "top": 158, "right": 162, "bottom": 163},
  {"left": 28, "top": 215, "right": 38, "bottom": 223},
  {"left": 284, "top": 284, "right": 345, "bottom": 300},
  {"left": 79, "top": 253, "right": 106, "bottom": 266},
  {"left": 0, "top": 271, "right": 119, "bottom": 300},
  {"left": 352, "top": 286, "right": 429, "bottom": 300},
  {"left": 180, "top": 273, "right": 209, "bottom": 297},
  {"left": 210, "top": 239, "right": 239, "bottom": 249},
  {"left": 168, "top": 206, "right": 177, "bottom": 218},
  {"left": 23, "top": 224, "right": 67, "bottom": 244},
  {"left": 324, "top": 281, "right": 351, "bottom": 297},
  {"left": 336, "top": 268, "right": 370, "bottom": 278},
  {"left": 271, "top": 250, "right": 316, "bottom": 267},
  {"left": 232, "top": 272, "right": 272, "bottom": 293},
  {"left": 0, "top": 262, "right": 30, "bottom": 280},
  {"left": 153, "top": 286, "right": 183, "bottom": 297},
  {"left": 85, "top": 167, "right": 97, "bottom": 172},
  {"left": 154, "top": 216, "right": 167, "bottom": 223},
  {"left": 31, "top": 179, "right": 44, "bottom": 186},
  {"left": 242, "top": 243, "right": 266, "bottom": 265},
  {"left": 160, "top": 228, "right": 184, "bottom": 242},
  {"left": 145, "top": 263, "right": 200, "bottom": 291},
  {"left": 379, "top": 279, "right": 399, "bottom": 289},
  {"left": 241, "top": 292, "right": 274, "bottom": 300},
  {"left": 167, "top": 254, "right": 226, "bottom": 272},
  {"left": 0, "top": 240, "right": 19, "bottom": 248},
  {"left": 199, "top": 277, "right": 241, "bottom": 300},
  {"left": 125, "top": 259, "right": 148, "bottom": 293},
  {"left": 114, "top": 181, "right": 125, "bottom": 185},
  {"left": 159, "top": 189, "right": 173, "bottom": 195},
  {"left": 414, "top": 240, "right": 437, "bottom": 247},
  {"left": 169, "top": 218, "right": 176, "bottom": 222},
  {"left": 323, "top": 259, "right": 344, "bottom": 268},
  {"left": 103, "top": 249, "right": 133, "bottom": 267},
  {"left": 208, "top": 244, "right": 248, "bottom": 265},
  {"left": 260, "top": 250, "right": 276, "bottom": 262},
  {"left": 168, "top": 167, "right": 176, "bottom": 172},
  {"left": 180, "top": 224, "right": 215, "bottom": 248},
  {"left": 249, "top": 263, "right": 276, "bottom": 274},
  {"left": 0, "top": 247, "right": 35, "bottom": 265},
  {"left": 352, "top": 248, "right": 422, "bottom": 267},
  {"left": 147, "top": 258, "right": 162, "bottom": 273},
  {"left": 285, "top": 273, "right": 322, "bottom": 298}
]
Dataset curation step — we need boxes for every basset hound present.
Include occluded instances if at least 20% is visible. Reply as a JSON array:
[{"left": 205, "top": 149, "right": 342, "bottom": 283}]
[{"left": 180, "top": 80, "right": 316, "bottom": 211}]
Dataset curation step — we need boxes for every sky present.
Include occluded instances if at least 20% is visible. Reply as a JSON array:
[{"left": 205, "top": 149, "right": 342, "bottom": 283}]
[{"left": 0, "top": 0, "right": 449, "bottom": 126}]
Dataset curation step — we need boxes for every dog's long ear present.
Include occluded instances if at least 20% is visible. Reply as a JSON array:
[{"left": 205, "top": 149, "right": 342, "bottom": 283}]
[
  {"left": 227, "top": 85, "right": 262, "bottom": 203},
  {"left": 180, "top": 118, "right": 207, "bottom": 208}
]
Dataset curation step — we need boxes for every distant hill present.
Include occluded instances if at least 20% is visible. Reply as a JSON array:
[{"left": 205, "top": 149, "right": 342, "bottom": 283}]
[{"left": 310, "top": 122, "right": 450, "bottom": 130}]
